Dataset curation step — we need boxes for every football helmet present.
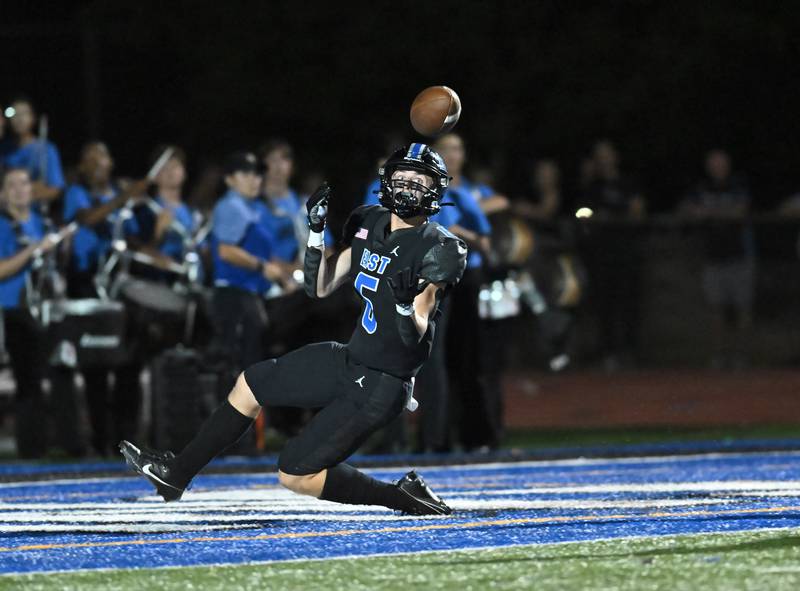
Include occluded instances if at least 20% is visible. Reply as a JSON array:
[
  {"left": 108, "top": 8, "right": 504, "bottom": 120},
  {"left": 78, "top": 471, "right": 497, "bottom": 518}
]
[{"left": 378, "top": 143, "right": 449, "bottom": 218}]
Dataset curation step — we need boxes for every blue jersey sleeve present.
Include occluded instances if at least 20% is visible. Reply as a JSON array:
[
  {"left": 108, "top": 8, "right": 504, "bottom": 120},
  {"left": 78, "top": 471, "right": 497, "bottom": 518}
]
[
  {"left": 476, "top": 183, "right": 494, "bottom": 199},
  {"left": 363, "top": 179, "right": 381, "bottom": 206},
  {"left": 0, "top": 219, "right": 17, "bottom": 258},
  {"left": 212, "top": 199, "right": 251, "bottom": 245},
  {"left": 63, "top": 185, "right": 92, "bottom": 223},
  {"left": 429, "top": 202, "right": 460, "bottom": 228},
  {"left": 45, "top": 143, "right": 66, "bottom": 189},
  {"left": 454, "top": 188, "right": 492, "bottom": 235},
  {"left": 123, "top": 213, "right": 140, "bottom": 238}
]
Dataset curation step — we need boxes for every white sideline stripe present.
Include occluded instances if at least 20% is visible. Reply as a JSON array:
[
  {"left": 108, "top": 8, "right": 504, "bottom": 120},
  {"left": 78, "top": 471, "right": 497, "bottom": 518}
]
[
  {"left": 0, "top": 498, "right": 725, "bottom": 524},
  {"left": 5, "top": 479, "right": 798, "bottom": 513},
  {"left": 0, "top": 523, "right": 256, "bottom": 533},
  {"left": 362, "top": 450, "right": 800, "bottom": 474},
  {"left": 0, "top": 526, "right": 796, "bottom": 578},
  {"left": 452, "top": 481, "right": 800, "bottom": 496},
  {"left": 1, "top": 449, "right": 799, "bottom": 489}
]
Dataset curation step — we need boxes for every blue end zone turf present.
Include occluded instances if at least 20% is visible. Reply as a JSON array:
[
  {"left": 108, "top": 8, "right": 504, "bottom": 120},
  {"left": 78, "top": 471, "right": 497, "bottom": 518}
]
[{"left": 1, "top": 448, "right": 799, "bottom": 575}]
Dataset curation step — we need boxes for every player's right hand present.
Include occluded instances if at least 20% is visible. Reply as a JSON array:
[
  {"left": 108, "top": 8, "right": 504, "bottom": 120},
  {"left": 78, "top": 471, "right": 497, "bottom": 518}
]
[{"left": 307, "top": 182, "right": 331, "bottom": 232}]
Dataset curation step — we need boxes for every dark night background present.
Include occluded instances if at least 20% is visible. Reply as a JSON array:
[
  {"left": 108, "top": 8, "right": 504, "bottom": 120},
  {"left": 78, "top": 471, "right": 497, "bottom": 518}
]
[{"left": 3, "top": 1, "right": 799, "bottom": 215}]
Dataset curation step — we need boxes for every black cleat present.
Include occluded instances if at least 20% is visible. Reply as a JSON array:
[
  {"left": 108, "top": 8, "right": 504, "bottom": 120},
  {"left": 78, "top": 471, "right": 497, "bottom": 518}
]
[
  {"left": 119, "top": 440, "right": 185, "bottom": 502},
  {"left": 396, "top": 470, "right": 452, "bottom": 516}
]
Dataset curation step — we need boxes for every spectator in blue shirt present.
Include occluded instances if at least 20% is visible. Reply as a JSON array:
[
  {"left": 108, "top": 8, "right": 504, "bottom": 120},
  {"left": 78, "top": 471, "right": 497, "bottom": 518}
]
[
  {"left": 256, "top": 139, "right": 332, "bottom": 277},
  {"left": 136, "top": 146, "right": 198, "bottom": 263},
  {"left": 432, "top": 133, "right": 499, "bottom": 451},
  {"left": 62, "top": 142, "right": 151, "bottom": 456},
  {"left": 211, "top": 151, "right": 283, "bottom": 372},
  {"left": 63, "top": 142, "right": 144, "bottom": 288},
  {"left": 3, "top": 98, "right": 65, "bottom": 206},
  {"left": 0, "top": 167, "right": 59, "bottom": 457},
  {"left": 433, "top": 134, "right": 495, "bottom": 269}
]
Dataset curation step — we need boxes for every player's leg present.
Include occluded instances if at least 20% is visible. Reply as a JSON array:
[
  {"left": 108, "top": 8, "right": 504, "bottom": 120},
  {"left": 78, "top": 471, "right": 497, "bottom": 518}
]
[
  {"left": 120, "top": 342, "right": 343, "bottom": 500},
  {"left": 274, "top": 367, "right": 451, "bottom": 514}
]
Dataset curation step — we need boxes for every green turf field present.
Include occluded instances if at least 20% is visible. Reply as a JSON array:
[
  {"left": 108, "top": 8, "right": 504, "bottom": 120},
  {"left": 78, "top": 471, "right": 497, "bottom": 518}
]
[{"left": 5, "top": 528, "right": 799, "bottom": 591}]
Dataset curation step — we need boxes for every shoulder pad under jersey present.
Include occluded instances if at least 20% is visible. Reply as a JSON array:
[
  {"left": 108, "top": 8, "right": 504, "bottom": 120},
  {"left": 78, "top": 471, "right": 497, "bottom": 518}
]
[
  {"left": 342, "top": 205, "right": 386, "bottom": 246},
  {"left": 419, "top": 226, "right": 468, "bottom": 286}
]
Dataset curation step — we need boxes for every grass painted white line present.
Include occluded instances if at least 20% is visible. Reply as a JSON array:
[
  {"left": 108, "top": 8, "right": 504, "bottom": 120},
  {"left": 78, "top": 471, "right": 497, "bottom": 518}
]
[
  {"left": 0, "top": 523, "right": 257, "bottom": 533},
  {"left": 1, "top": 526, "right": 797, "bottom": 578},
  {"left": 451, "top": 480, "right": 800, "bottom": 496},
  {"left": 2, "top": 449, "right": 800, "bottom": 490},
  {"left": 0, "top": 497, "right": 728, "bottom": 524},
  {"left": 358, "top": 450, "right": 800, "bottom": 476}
]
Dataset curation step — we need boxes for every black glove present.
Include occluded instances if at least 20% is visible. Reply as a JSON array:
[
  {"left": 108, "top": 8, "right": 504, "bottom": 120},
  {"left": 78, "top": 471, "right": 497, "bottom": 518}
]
[
  {"left": 387, "top": 267, "right": 429, "bottom": 306},
  {"left": 306, "top": 182, "right": 331, "bottom": 233}
]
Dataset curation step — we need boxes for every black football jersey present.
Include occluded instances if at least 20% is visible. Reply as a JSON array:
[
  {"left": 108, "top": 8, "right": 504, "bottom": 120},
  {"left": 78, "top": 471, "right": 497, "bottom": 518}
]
[{"left": 343, "top": 205, "right": 467, "bottom": 378}]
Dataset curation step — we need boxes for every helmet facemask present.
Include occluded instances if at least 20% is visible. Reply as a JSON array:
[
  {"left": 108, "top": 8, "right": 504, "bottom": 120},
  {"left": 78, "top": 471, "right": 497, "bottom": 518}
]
[
  {"left": 381, "top": 170, "right": 442, "bottom": 219},
  {"left": 378, "top": 143, "right": 450, "bottom": 219}
]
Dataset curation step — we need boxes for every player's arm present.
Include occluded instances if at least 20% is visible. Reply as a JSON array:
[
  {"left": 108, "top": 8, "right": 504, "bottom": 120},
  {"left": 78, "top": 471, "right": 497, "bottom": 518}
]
[
  {"left": 306, "top": 245, "right": 351, "bottom": 298},
  {"left": 303, "top": 182, "right": 353, "bottom": 298},
  {"left": 388, "top": 273, "right": 445, "bottom": 344},
  {"left": 388, "top": 236, "right": 468, "bottom": 345},
  {"left": 76, "top": 178, "right": 151, "bottom": 227}
]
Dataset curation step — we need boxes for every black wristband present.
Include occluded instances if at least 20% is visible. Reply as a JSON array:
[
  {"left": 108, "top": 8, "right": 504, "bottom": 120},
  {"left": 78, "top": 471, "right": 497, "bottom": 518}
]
[{"left": 395, "top": 312, "right": 423, "bottom": 346}]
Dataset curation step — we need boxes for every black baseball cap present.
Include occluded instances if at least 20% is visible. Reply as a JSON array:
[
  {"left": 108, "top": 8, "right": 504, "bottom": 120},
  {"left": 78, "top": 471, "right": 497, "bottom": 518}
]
[{"left": 224, "top": 151, "right": 263, "bottom": 175}]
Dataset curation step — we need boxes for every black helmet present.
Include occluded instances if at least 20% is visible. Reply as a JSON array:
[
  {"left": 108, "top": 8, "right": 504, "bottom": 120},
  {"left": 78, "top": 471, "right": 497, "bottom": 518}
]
[{"left": 378, "top": 143, "right": 449, "bottom": 218}]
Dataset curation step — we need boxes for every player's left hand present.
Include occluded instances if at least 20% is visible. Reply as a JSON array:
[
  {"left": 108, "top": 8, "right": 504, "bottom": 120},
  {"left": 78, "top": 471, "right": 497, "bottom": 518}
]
[
  {"left": 387, "top": 267, "right": 429, "bottom": 306},
  {"left": 307, "top": 182, "right": 331, "bottom": 232}
]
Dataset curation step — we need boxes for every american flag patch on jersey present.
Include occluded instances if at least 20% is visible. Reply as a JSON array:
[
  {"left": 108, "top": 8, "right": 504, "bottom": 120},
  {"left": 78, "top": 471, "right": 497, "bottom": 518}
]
[{"left": 355, "top": 227, "right": 369, "bottom": 239}]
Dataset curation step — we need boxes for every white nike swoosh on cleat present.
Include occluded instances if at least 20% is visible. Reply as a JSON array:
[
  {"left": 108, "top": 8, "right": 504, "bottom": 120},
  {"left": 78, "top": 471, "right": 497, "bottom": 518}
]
[{"left": 142, "top": 464, "right": 181, "bottom": 491}]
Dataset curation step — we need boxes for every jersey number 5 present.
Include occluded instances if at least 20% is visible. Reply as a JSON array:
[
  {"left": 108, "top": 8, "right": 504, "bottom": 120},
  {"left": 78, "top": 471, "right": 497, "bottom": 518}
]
[{"left": 355, "top": 271, "right": 379, "bottom": 334}]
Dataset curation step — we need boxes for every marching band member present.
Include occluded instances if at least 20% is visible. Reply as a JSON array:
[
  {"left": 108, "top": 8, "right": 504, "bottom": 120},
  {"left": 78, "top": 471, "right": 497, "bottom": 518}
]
[
  {"left": 139, "top": 146, "right": 198, "bottom": 263},
  {"left": 210, "top": 151, "right": 282, "bottom": 371},
  {"left": 63, "top": 141, "right": 150, "bottom": 455},
  {"left": 2, "top": 98, "right": 65, "bottom": 205},
  {"left": 0, "top": 168, "right": 58, "bottom": 457}
]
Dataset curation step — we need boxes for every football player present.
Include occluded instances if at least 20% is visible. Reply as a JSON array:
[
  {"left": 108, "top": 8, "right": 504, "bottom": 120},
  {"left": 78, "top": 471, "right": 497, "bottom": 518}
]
[{"left": 121, "top": 143, "right": 467, "bottom": 515}]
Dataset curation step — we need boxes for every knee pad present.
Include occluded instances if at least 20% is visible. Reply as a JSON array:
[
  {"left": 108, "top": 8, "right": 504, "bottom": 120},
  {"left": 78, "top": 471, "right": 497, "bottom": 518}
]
[
  {"left": 242, "top": 358, "right": 278, "bottom": 406},
  {"left": 277, "top": 439, "right": 311, "bottom": 475}
]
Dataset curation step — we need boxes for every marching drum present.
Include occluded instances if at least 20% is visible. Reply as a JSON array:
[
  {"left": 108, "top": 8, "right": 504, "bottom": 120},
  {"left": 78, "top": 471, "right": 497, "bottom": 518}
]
[
  {"left": 481, "top": 213, "right": 586, "bottom": 316},
  {"left": 41, "top": 299, "right": 129, "bottom": 368},
  {"left": 111, "top": 275, "right": 191, "bottom": 355}
]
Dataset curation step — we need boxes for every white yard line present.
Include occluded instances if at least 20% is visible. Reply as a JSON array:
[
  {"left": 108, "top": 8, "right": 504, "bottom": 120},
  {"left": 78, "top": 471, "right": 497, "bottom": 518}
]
[{"left": 1, "top": 449, "right": 799, "bottom": 489}]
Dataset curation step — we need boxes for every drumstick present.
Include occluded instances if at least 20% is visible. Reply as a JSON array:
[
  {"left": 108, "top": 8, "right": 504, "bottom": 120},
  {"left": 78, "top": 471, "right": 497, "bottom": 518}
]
[
  {"left": 142, "top": 198, "right": 191, "bottom": 239},
  {"left": 146, "top": 147, "right": 175, "bottom": 180},
  {"left": 36, "top": 222, "right": 78, "bottom": 251},
  {"left": 54, "top": 222, "right": 78, "bottom": 242}
]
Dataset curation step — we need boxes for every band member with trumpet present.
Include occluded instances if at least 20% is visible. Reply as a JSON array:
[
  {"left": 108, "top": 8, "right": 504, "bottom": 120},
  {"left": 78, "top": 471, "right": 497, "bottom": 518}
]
[
  {"left": 63, "top": 141, "right": 151, "bottom": 456},
  {"left": 0, "top": 167, "right": 60, "bottom": 457},
  {"left": 2, "top": 97, "right": 65, "bottom": 205}
]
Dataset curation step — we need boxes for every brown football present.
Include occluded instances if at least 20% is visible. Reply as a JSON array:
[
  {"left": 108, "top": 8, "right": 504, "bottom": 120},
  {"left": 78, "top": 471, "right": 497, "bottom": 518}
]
[{"left": 410, "top": 86, "right": 461, "bottom": 137}]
